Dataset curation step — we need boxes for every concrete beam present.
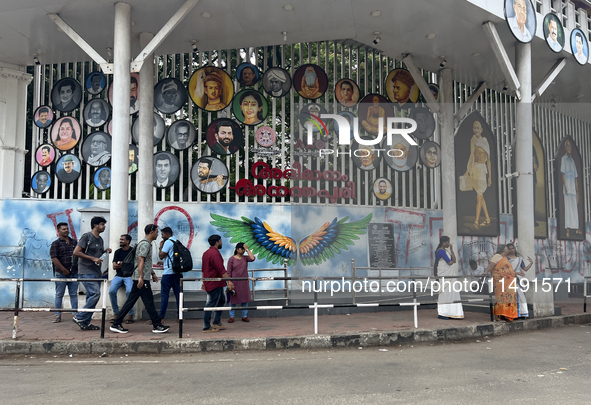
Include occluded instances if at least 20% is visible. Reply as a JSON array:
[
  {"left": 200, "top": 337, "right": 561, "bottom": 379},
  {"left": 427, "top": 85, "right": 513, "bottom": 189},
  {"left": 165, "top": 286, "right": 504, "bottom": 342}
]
[
  {"left": 482, "top": 21, "right": 521, "bottom": 99},
  {"left": 532, "top": 58, "right": 567, "bottom": 101},
  {"left": 402, "top": 54, "right": 440, "bottom": 113},
  {"left": 454, "top": 81, "right": 487, "bottom": 127}
]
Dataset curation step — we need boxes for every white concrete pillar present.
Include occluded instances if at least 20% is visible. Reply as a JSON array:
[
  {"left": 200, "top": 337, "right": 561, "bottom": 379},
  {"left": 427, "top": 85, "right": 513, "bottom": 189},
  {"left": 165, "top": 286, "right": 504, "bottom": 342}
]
[
  {"left": 515, "top": 42, "right": 552, "bottom": 317},
  {"left": 110, "top": 2, "right": 131, "bottom": 252},
  {"left": 439, "top": 68, "right": 458, "bottom": 246},
  {"left": 0, "top": 65, "right": 32, "bottom": 198},
  {"left": 138, "top": 32, "right": 155, "bottom": 232}
]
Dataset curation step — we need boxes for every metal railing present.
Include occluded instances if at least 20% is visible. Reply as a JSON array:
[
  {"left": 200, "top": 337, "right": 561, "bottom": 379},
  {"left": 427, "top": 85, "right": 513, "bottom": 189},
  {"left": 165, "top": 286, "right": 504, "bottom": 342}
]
[
  {"left": 0, "top": 277, "right": 109, "bottom": 339},
  {"left": 584, "top": 276, "right": 591, "bottom": 312}
]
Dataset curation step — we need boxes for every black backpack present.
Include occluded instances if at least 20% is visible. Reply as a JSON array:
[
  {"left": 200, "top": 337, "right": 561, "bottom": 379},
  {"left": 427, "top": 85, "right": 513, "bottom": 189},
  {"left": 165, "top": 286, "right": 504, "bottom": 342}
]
[
  {"left": 120, "top": 244, "right": 138, "bottom": 277},
  {"left": 171, "top": 239, "right": 193, "bottom": 273}
]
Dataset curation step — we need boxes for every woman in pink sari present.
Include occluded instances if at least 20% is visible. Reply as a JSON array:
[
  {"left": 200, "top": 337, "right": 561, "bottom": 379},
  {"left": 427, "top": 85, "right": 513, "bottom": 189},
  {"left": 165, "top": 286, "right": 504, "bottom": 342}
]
[{"left": 227, "top": 243, "right": 255, "bottom": 323}]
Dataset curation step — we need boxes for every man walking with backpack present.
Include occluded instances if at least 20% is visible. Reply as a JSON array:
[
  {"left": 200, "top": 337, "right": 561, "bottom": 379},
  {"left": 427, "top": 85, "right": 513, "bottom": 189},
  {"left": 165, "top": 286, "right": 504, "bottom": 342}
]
[
  {"left": 110, "top": 224, "right": 170, "bottom": 334},
  {"left": 158, "top": 227, "right": 183, "bottom": 321},
  {"left": 109, "top": 234, "right": 135, "bottom": 323}
]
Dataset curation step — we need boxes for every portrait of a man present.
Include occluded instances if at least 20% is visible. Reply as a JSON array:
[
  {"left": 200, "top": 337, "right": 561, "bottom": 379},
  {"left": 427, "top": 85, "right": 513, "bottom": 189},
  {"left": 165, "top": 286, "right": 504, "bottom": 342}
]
[
  {"left": 153, "top": 152, "right": 180, "bottom": 189},
  {"left": 555, "top": 136, "right": 585, "bottom": 240},
  {"left": 132, "top": 113, "right": 165, "bottom": 146},
  {"left": 384, "top": 136, "right": 418, "bottom": 172},
  {"left": 373, "top": 178, "right": 392, "bottom": 201},
  {"left": 167, "top": 120, "right": 196, "bottom": 150},
  {"left": 262, "top": 67, "right": 292, "bottom": 98},
  {"left": 94, "top": 168, "right": 111, "bottom": 190},
  {"left": 191, "top": 157, "right": 229, "bottom": 194},
  {"left": 36, "top": 144, "right": 55, "bottom": 167},
  {"left": 155, "top": 78, "right": 186, "bottom": 114},
  {"left": 294, "top": 64, "right": 328, "bottom": 100},
  {"left": 386, "top": 69, "right": 419, "bottom": 108},
  {"left": 83, "top": 99, "right": 109, "bottom": 127},
  {"left": 86, "top": 71, "right": 106, "bottom": 95},
  {"left": 128, "top": 144, "right": 138, "bottom": 174},
  {"left": 83, "top": 132, "right": 112, "bottom": 166},
  {"left": 51, "top": 117, "right": 81, "bottom": 151},
  {"left": 298, "top": 103, "right": 328, "bottom": 135},
  {"left": 34, "top": 106, "right": 54, "bottom": 129},
  {"left": 206, "top": 118, "right": 244, "bottom": 156},
  {"left": 571, "top": 29, "right": 589, "bottom": 65},
  {"left": 188, "top": 67, "right": 234, "bottom": 112},
  {"left": 335, "top": 79, "right": 360, "bottom": 107},
  {"left": 237, "top": 63, "right": 260, "bottom": 87},
  {"left": 454, "top": 112, "right": 499, "bottom": 237},
  {"left": 410, "top": 107, "right": 435, "bottom": 140},
  {"left": 32, "top": 171, "right": 51, "bottom": 194},
  {"left": 505, "top": 0, "right": 536, "bottom": 43},
  {"left": 543, "top": 13, "right": 564, "bottom": 53},
  {"left": 56, "top": 154, "right": 81, "bottom": 184},
  {"left": 337, "top": 111, "right": 356, "bottom": 140},
  {"left": 359, "top": 94, "right": 390, "bottom": 135},
  {"left": 351, "top": 141, "right": 381, "bottom": 171},
  {"left": 108, "top": 73, "right": 140, "bottom": 114},
  {"left": 51, "top": 78, "right": 82, "bottom": 113},
  {"left": 420, "top": 141, "right": 441, "bottom": 168}
]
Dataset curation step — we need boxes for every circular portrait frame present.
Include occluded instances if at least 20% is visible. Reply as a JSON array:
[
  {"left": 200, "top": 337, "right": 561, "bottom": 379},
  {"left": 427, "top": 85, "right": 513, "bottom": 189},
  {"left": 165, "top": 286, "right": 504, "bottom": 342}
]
[
  {"left": 571, "top": 28, "right": 589, "bottom": 65},
  {"left": 128, "top": 144, "right": 138, "bottom": 175},
  {"left": 542, "top": 13, "right": 565, "bottom": 53},
  {"left": 132, "top": 112, "right": 165, "bottom": 146},
  {"left": 409, "top": 107, "right": 436, "bottom": 140},
  {"left": 383, "top": 136, "right": 419, "bottom": 172},
  {"left": 153, "top": 151, "right": 180, "bottom": 188},
  {"left": 154, "top": 77, "right": 187, "bottom": 114},
  {"left": 358, "top": 94, "right": 392, "bottom": 135},
  {"left": 33, "top": 105, "right": 55, "bottom": 129},
  {"left": 55, "top": 154, "right": 82, "bottom": 184},
  {"left": 335, "top": 111, "right": 357, "bottom": 140},
  {"left": 255, "top": 126, "right": 277, "bottom": 147},
  {"left": 51, "top": 78, "right": 83, "bottom": 113},
  {"left": 191, "top": 156, "right": 229, "bottom": 194},
  {"left": 188, "top": 66, "right": 235, "bottom": 112},
  {"left": 236, "top": 62, "right": 261, "bottom": 87},
  {"left": 299, "top": 103, "right": 328, "bottom": 134},
  {"left": 35, "top": 143, "right": 57, "bottom": 167},
  {"left": 83, "top": 98, "right": 110, "bottom": 128},
  {"left": 419, "top": 141, "right": 442, "bottom": 169},
  {"left": 108, "top": 72, "right": 140, "bottom": 115},
  {"left": 293, "top": 64, "right": 329, "bottom": 100},
  {"left": 232, "top": 89, "right": 268, "bottom": 126},
  {"left": 262, "top": 67, "right": 292, "bottom": 98},
  {"left": 385, "top": 69, "right": 420, "bottom": 108},
  {"left": 334, "top": 78, "right": 361, "bottom": 108},
  {"left": 94, "top": 167, "right": 111, "bottom": 191},
  {"left": 31, "top": 170, "right": 52, "bottom": 194},
  {"left": 86, "top": 71, "right": 107, "bottom": 95},
  {"left": 206, "top": 118, "right": 244, "bottom": 156},
  {"left": 51, "top": 116, "right": 82, "bottom": 151},
  {"left": 81, "top": 131, "right": 112, "bottom": 167},
  {"left": 166, "top": 119, "right": 197, "bottom": 151},
  {"left": 373, "top": 178, "right": 392, "bottom": 201},
  {"left": 504, "top": 0, "right": 537, "bottom": 44},
  {"left": 351, "top": 139, "right": 381, "bottom": 171}
]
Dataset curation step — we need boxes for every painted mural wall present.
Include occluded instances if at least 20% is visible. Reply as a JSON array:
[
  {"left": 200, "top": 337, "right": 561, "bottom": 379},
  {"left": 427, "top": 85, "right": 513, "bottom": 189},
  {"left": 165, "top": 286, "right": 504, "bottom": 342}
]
[{"left": 0, "top": 199, "right": 589, "bottom": 308}]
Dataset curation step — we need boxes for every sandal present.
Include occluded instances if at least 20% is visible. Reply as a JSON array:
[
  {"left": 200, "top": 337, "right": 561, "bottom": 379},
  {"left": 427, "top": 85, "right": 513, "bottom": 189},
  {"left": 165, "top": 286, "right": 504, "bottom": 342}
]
[
  {"left": 480, "top": 219, "right": 490, "bottom": 226},
  {"left": 473, "top": 221, "right": 479, "bottom": 230}
]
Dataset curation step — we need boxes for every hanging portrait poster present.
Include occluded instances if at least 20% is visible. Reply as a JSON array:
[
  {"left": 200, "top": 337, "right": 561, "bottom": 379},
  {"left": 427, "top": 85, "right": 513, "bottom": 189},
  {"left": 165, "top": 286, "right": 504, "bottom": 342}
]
[
  {"left": 504, "top": 0, "right": 536, "bottom": 44},
  {"left": 132, "top": 112, "right": 165, "bottom": 146},
  {"left": 33, "top": 105, "right": 54, "bottom": 129},
  {"left": 383, "top": 136, "right": 418, "bottom": 172},
  {"left": 262, "top": 67, "right": 292, "bottom": 98},
  {"left": 31, "top": 171, "right": 51, "bottom": 194},
  {"left": 571, "top": 28, "right": 589, "bottom": 65},
  {"left": 298, "top": 103, "right": 328, "bottom": 134},
  {"left": 86, "top": 71, "right": 106, "bottom": 95},
  {"left": 358, "top": 94, "right": 391, "bottom": 135},
  {"left": 373, "top": 178, "right": 392, "bottom": 201},
  {"left": 420, "top": 141, "right": 441, "bottom": 169},
  {"left": 409, "top": 107, "right": 435, "bottom": 140},
  {"left": 512, "top": 130, "right": 548, "bottom": 239},
  {"left": 128, "top": 144, "right": 138, "bottom": 175},
  {"left": 236, "top": 62, "right": 261, "bottom": 87},
  {"left": 108, "top": 72, "right": 140, "bottom": 114},
  {"left": 191, "top": 156, "right": 229, "bottom": 194},
  {"left": 188, "top": 66, "right": 234, "bottom": 112},
  {"left": 232, "top": 89, "right": 268, "bottom": 126},
  {"left": 555, "top": 136, "right": 585, "bottom": 241},
  {"left": 293, "top": 64, "right": 329, "bottom": 100},
  {"left": 51, "top": 116, "right": 81, "bottom": 151},
  {"left": 351, "top": 139, "right": 381, "bottom": 171},
  {"left": 81, "top": 131, "right": 112, "bottom": 167},
  {"left": 335, "top": 78, "right": 360, "bottom": 108},
  {"left": 543, "top": 13, "right": 564, "bottom": 53},
  {"left": 385, "top": 69, "right": 420, "bottom": 109},
  {"left": 166, "top": 119, "right": 197, "bottom": 151},
  {"left": 154, "top": 77, "right": 186, "bottom": 114},
  {"left": 454, "top": 111, "right": 499, "bottom": 236},
  {"left": 51, "top": 78, "right": 83, "bottom": 113},
  {"left": 94, "top": 167, "right": 111, "bottom": 191},
  {"left": 83, "top": 99, "right": 110, "bottom": 128},
  {"left": 55, "top": 154, "right": 81, "bottom": 184},
  {"left": 35, "top": 144, "right": 56, "bottom": 167},
  {"left": 206, "top": 118, "right": 244, "bottom": 156},
  {"left": 153, "top": 151, "right": 180, "bottom": 189}
]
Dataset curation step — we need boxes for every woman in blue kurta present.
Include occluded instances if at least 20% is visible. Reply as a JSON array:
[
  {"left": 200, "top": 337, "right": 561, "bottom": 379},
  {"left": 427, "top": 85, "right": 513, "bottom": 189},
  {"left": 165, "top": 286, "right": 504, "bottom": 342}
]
[{"left": 227, "top": 243, "right": 255, "bottom": 323}]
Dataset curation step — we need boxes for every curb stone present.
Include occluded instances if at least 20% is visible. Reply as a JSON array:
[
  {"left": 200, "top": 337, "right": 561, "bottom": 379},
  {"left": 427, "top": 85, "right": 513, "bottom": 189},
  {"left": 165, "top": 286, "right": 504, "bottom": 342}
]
[{"left": 1, "top": 313, "right": 590, "bottom": 355}]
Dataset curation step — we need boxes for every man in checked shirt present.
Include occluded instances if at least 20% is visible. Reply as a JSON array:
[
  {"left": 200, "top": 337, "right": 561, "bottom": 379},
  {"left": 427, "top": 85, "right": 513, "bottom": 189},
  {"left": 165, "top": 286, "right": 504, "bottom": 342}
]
[{"left": 49, "top": 222, "right": 79, "bottom": 323}]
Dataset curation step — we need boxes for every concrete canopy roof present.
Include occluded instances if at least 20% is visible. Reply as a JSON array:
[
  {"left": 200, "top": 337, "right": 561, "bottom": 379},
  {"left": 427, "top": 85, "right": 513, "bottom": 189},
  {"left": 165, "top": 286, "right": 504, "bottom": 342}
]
[{"left": 0, "top": 0, "right": 589, "bottom": 106}]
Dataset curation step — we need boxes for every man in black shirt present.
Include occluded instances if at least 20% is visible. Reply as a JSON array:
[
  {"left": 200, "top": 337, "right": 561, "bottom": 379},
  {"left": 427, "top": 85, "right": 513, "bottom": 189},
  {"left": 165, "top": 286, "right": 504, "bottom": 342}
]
[
  {"left": 109, "top": 234, "right": 135, "bottom": 323},
  {"left": 49, "top": 222, "right": 79, "bottom": 323}
]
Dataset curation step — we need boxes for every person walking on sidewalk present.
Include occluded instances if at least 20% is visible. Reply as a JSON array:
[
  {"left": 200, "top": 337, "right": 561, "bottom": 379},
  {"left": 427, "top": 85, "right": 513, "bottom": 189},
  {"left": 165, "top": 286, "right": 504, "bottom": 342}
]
[
  {"left": 110, "top": 224, "right": 170, "bottom": 334},
  {"left": 202, "top": 235, "right": 235, "bottom": 333},
  {"left": 434, "top": 235, "right": 464, "bottom": 320},
  {"left": 109, "top": 234, "right": 135, "bottom": 323},
  {"left": 227, "top": 243, "right": 255, "bottom": 323},
  {"left": 158, "top": 227, "right": 182, "bottom": 321},
  {"left": 49, "top": 222, "right": 79, "bottom": 323},
  {"left": 73, "top": 216, "right": 111, "bottom": 330}
]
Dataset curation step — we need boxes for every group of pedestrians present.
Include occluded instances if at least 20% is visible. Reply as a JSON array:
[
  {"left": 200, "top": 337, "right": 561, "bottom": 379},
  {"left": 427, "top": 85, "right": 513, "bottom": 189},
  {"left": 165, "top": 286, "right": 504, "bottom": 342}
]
[{"left": 434, "top": 235, "right": 532, "bottom": 322}]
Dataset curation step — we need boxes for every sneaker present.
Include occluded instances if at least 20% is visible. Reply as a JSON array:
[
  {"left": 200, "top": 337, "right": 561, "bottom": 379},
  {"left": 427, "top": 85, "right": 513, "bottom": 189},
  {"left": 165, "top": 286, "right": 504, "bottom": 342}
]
[
  {"left": 110, "top": 324, "right": 129, "bottom": 334},
  {"left": 212, "top": 323, "right": 226, "bottom": 330},
  {"left": 203, "top": 328, "right": 219, "bottom": 333},
  {"left": 152, "top": 324, "right": 170, "bottom": 334},
  {"left": 73, "top": 316, "right": 84, "bottom": 324},
  {"left": 53, "top": 315, "right": 61, "bottom": 323}
]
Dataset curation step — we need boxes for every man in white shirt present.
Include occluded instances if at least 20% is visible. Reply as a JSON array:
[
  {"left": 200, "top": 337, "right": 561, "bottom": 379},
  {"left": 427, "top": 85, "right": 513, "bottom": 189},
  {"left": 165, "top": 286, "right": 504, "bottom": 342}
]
[
  {"left": 546, "top": 18, "right": 562, "bottom": 52},
  {"left": 507, "top": 0, "right": 533, "bottom": 42}
]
